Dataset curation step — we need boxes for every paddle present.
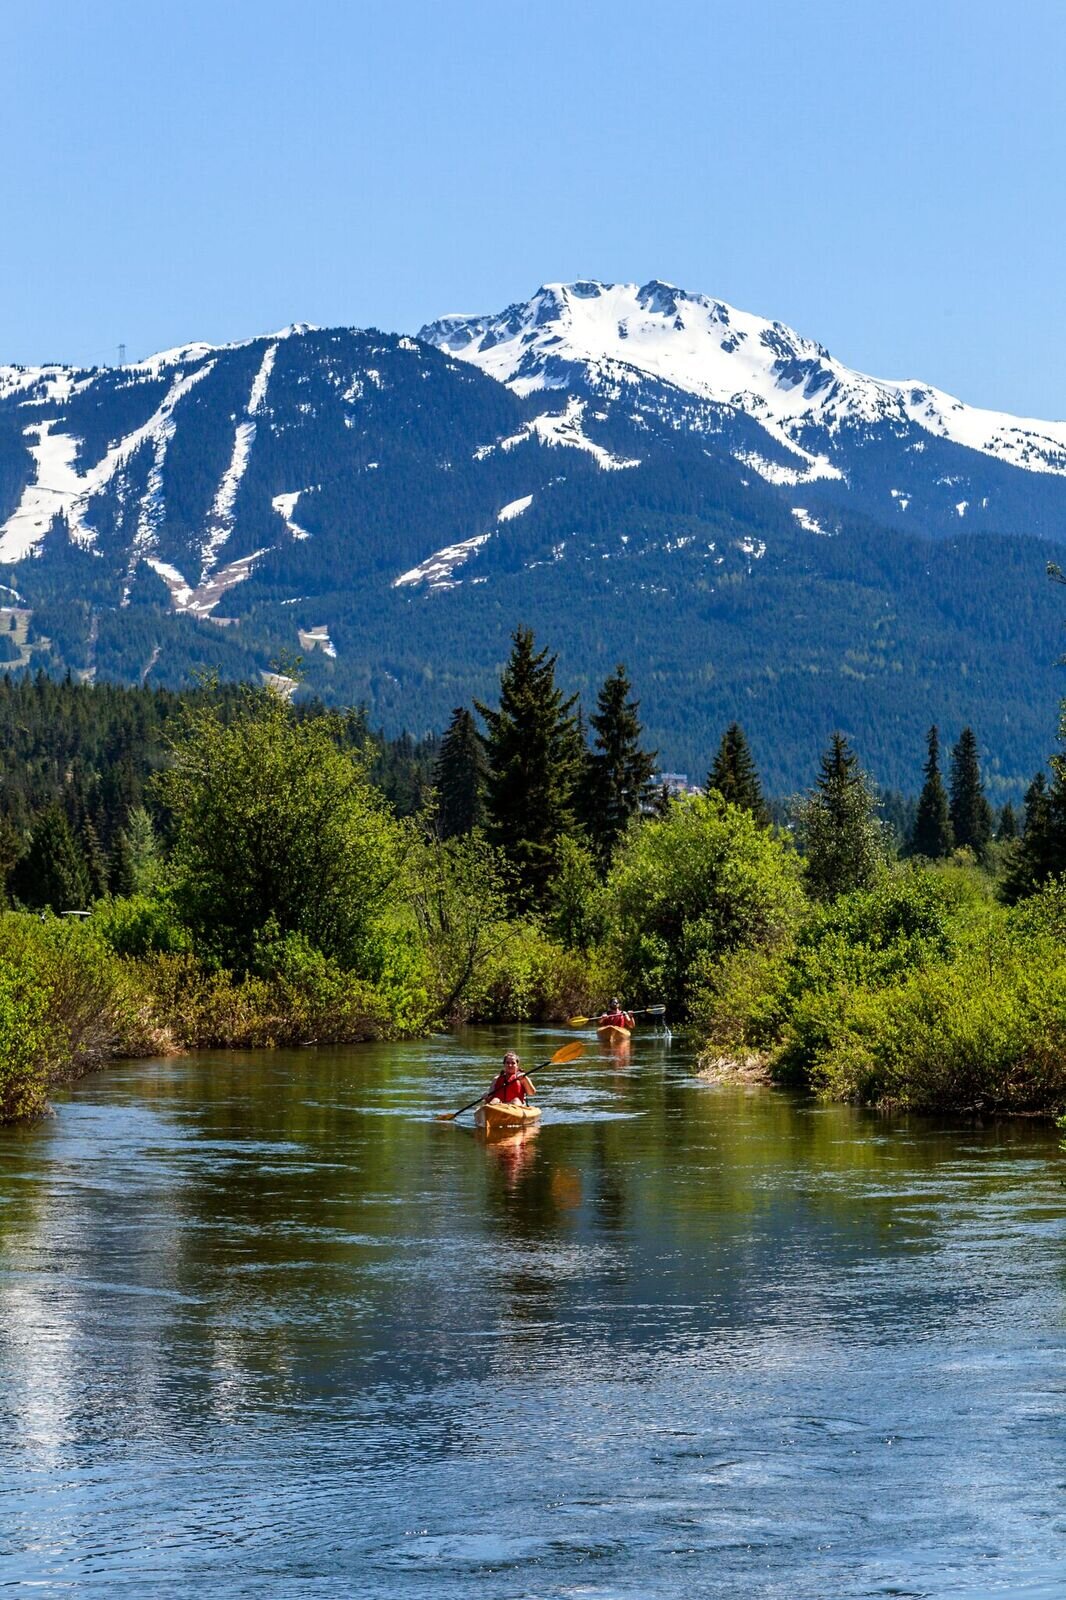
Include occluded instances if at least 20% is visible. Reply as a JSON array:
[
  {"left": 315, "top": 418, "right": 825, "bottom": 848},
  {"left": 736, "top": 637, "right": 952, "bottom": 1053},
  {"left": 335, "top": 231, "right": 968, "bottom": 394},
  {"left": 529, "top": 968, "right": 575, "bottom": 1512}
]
[
  {"left": 436, "top": 1040, "right": 586, "bottom": 1122},
  {"left": 566, "top": 1005, "right": 667, "bottom": 1028}
]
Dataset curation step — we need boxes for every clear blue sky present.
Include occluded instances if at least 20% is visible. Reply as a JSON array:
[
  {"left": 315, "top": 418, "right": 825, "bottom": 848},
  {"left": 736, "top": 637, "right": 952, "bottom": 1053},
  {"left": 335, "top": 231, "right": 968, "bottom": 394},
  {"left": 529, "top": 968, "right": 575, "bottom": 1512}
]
[{"left": 4, "top": 0, "right": 1065, "bottom": 416}]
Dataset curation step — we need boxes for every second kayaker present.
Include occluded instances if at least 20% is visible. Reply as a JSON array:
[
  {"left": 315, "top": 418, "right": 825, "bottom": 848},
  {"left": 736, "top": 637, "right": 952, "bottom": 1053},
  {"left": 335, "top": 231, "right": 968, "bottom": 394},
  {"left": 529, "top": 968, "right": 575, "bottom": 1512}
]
[
  {"left": 484, "top": 1050, "right": 536, "bottom": 1106},
  {"left": 599, "top": 998, "right": 635, "bottom": 1031}
]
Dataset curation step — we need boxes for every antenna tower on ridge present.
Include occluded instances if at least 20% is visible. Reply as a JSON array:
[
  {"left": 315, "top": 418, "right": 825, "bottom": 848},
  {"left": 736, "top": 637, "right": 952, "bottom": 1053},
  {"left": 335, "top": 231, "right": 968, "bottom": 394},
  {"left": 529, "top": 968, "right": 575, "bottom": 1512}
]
[{"left": 117, "top": 343, "right": 126, "bottom": 367}]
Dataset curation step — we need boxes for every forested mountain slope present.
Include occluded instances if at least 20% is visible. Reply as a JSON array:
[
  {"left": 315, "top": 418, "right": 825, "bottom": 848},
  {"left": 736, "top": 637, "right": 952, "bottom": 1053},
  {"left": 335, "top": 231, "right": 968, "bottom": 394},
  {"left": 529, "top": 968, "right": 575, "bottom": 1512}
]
[{"left": 1, "top": 281, "right": 1063, "bottom": 793}]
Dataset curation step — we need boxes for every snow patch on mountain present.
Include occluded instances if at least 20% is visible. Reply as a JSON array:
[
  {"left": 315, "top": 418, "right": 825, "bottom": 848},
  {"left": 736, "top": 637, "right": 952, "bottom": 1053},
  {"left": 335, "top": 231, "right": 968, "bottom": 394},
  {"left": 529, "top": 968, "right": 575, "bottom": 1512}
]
[
  {"left": 122, "top": 423, "right": 175, "bottom": 603},
  {"left": 474, "top": 398, "right": 639, "bottom": 472},
  {"left": 198, "top": 343, "right": 276, "bottom": 579},
  {"left": 248, "top": 343, "right": 277, "bottom": 414},
  {"left": 147, "top": 547, "right": 268, "bottom": 615},
  {"left": 497, "top": 494, "right": 533, "bottom": 521},
  {"left": 734, "top": 447, "right": 841, "bottom": 488},
  {"left": 0, "top": 365, "right": 84, "bottom": 405},
  {"left": 422, "top": 279, "right": 1066, "bottom": 479},
  {"left": 394, "top": 532, "right": 492, "bottom": 591},
  {"left": 0, "top": 363, "right": 214, "bottom": 563},
  {"left": 298, "top": 624, "right": 337, "bottom": 658},
  {"left": 272, "top": 490, "right": 312, "bottom": 540},
  {"left": 791, "top": 506, "right": 829, "bottom": 535}
]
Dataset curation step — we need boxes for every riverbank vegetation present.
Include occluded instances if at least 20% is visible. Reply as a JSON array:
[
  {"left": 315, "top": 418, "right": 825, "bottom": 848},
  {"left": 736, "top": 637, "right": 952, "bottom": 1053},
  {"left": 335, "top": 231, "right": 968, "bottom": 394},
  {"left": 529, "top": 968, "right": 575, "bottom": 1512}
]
[{"left": 4, "top": 629, "right": 1066, "bottom": 1123}]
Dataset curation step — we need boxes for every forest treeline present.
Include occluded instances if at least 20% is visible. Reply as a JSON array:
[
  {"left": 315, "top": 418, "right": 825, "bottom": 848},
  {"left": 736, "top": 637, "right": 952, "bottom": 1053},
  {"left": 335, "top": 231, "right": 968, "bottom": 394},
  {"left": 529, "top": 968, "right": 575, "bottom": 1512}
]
[{"left": 3, "top": 631, "right": 1066, "bottom": 1125}]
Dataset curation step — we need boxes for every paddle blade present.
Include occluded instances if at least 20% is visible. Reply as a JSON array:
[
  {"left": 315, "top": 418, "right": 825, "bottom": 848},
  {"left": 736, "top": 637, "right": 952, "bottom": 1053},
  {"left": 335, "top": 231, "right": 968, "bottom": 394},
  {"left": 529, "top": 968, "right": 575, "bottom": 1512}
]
[
  {"left": 566, "top": 1015, "right": 592, "bottom": 1028},
  {"left": 551, "top": 1040, "right": 586, "bottom": 1064},
  {"left": 644, "top": 1005, "right": 666, "bottom": 1016}
]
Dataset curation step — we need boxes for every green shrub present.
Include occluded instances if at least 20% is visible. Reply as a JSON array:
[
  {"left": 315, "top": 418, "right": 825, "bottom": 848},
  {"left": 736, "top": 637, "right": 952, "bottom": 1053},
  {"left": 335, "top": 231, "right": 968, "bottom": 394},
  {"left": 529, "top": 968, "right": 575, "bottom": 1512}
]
[
  {"left": 133, "top": 941, "right": 395, "bottom": 1049},
  {"left": 606, "top": 794, "right": 803, "bottom": 1015},
  {"left": 797, "top": 943, "right": 1066, "bottom": 1112},
  {"left": 0, "top": 914, "right": 160, "bottom": 1121},
  {"left": 90, "top": 893, "right": 192, "bottom": 957},
  {"left": 466, "top": 922, "right": 618, "bottom": 1023}
]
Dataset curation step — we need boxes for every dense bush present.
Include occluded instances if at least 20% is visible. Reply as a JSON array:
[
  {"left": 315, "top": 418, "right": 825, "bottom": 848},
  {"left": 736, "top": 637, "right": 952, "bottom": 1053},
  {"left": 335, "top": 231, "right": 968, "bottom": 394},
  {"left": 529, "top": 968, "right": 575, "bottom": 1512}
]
[
  {"left": 463, "top": 921, "right": 619, "bottom": 1024},
  {"left": 0, "top": 914, "right": 160, "bottom": 1121},
  {"left": 90, "top": 892, "right": 192, "bottom": 956},
  {"left": 605, "top": 793, "right": 803, "bottom": 1014},
  {"left": 698, "top": 865, "right": 1066, "bottom": 1113},
  {"left": 135, "top": 943, "right": 394, "bottom": 1049}
]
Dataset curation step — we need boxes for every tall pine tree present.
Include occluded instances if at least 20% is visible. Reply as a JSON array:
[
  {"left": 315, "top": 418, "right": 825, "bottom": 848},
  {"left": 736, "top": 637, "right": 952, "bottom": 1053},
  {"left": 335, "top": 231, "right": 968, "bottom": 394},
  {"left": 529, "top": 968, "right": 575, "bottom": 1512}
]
[
  {"left": 1003, "top": 769, "right": 1066, "bottom": 899},
  {"left": 580, "top": 664, "right": 657, "bottom": 866},
  {"left": 434, "top": 707, "right": 486, "bottom": 839},
  {"left": 910, "top": 724, "right": 953, "bottom": 858},
  {"left": 949, "top": 727, "right": 993, "bottom": 856},
  {"left": 477, "top": 627, "right": 583, "bottom": 907},
  {"left": 706, "top": 722, "right": 767, "bottom": 823},
  {"left": 108, "top": 827, "right": 137, "bottom": 897},
  {"left": 799, "top": 732, "right": 884, "bottom": 899}
]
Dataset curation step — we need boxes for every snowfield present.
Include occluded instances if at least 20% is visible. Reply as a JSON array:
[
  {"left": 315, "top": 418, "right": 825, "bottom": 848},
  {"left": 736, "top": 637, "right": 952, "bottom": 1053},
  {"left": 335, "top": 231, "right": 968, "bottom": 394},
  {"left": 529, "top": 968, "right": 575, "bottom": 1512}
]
[{"left": 422, "top": 278, "right": 1066, "bottom": 479}]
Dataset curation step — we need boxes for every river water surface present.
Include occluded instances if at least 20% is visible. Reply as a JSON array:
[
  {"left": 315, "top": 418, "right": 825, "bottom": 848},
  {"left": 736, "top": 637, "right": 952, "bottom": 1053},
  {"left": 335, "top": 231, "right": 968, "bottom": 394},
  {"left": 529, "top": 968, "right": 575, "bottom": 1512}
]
[{"left": 1, "top": 1027, "right": 1064, "bottom": 1598}]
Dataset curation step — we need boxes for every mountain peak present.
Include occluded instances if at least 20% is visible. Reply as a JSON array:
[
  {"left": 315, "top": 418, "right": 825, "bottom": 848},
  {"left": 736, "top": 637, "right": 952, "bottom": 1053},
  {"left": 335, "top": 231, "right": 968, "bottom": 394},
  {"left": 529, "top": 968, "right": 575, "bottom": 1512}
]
[{"left": 420, "top": 278, "right": 1066, "bottom": 477}]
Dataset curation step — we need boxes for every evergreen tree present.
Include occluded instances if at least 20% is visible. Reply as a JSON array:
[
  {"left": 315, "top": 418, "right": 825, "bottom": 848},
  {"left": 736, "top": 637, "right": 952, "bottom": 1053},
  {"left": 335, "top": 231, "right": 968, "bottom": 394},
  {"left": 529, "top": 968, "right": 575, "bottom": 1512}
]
[
  {"left": 910, "top": 725, "right": 953, "bottom": 858},
  {"left": 10, "top": 804, "right": 91, "bottom": 912},
  {"left": 799, "top": 732, "right": 884, "bottom": 899},
  {"left": 949, "top": 727, "right": 993, "bottom": 856},
  {"left": 706, "top": 722, "right": 768, "bottom": 823},
  {"left": 0, "top": 814, "right": 21, "bottom": 907},
  {"left": 580, "top": 664, "right": 657, "bottom": 866},
  {"left": 476, "top": 627, "right": 583, "bottom": 907},
  {"left": 1003, "top": 769, "right": 1066, "bottom": 900},
  {"left": 79, "top": 817, "right": 110, "bottom": 901},
  {"left": 997, "top": 802, "right": 1018, "bottom": 841},
  {"left": 434, "top": 707, "right": 486, "bottom": 839},
  {"left": 109, "top": 828, "right": 137, "bottom": 897}
]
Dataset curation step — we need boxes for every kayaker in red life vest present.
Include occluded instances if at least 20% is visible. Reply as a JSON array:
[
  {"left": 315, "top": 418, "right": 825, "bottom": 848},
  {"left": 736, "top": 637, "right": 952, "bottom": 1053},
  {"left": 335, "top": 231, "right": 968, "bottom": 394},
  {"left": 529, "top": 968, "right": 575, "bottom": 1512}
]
[
  {"left": 485, "top": 1051, "right": 535, "bottom": 1106},
  {"left": 599, "top": 998, "right": 635, "bottom": 1031}
]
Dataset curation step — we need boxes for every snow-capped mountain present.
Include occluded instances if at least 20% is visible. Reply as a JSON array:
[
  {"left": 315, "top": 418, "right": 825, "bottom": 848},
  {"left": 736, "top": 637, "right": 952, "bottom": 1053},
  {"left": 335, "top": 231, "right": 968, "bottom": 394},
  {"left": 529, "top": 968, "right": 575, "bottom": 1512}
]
[
  {"left": 421, "top": 278, "right": 1066, "bottom": 482},
  {"left": 1, "top": 278, "right": 1064, "bottom": 790}
]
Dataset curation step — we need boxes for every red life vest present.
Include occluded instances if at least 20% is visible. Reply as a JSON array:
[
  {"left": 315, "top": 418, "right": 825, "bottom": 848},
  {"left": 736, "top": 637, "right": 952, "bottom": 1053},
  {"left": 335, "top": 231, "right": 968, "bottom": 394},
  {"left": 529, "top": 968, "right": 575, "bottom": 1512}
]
[
  {"left": 601, "top": 1010, "right": 633, "bottom": 1030},
  {"left": 488, "top": 1070, "right": 527, "bottom": 1104}
]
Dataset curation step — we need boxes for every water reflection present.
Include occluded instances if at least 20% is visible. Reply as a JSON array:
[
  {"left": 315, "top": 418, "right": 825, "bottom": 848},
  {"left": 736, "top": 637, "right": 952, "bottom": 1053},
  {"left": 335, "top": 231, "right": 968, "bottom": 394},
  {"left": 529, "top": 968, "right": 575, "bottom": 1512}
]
[{"left": 0, "top": 1027, "right": 1063, "bottom": 1598}]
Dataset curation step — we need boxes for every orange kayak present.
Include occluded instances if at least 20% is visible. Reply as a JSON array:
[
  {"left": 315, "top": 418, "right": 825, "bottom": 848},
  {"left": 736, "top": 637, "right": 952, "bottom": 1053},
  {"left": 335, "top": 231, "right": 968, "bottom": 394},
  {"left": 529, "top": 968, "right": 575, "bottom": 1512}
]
[
  {"left": 597, "top": 1024, "right": 631, "bottom": 1046},
  {"left": 474, "top": 1098, "right": 542, "bottom": 1135}
]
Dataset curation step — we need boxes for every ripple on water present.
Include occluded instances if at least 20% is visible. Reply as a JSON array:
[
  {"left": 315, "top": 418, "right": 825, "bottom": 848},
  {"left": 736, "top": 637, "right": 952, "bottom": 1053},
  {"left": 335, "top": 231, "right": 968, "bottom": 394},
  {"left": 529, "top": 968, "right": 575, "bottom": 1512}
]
[{"left": 0, "top": 1029, "right": 1064, "bottom": 1599}]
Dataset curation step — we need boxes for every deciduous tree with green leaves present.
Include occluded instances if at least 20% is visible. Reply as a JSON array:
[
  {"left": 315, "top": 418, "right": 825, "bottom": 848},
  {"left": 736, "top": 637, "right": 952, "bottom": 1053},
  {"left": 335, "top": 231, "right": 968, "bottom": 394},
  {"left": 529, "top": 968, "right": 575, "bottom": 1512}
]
[
  {"left": 606, "top": 791, "right": 803, "bottom": 1013},
  {"left": 156, "top": 682, "right": 401, "bottom": 972}
]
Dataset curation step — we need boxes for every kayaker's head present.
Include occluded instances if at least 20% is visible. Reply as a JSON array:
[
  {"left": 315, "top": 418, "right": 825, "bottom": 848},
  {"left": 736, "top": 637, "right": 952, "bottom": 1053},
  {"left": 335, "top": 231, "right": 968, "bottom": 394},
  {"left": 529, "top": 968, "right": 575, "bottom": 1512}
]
[
  {"left": 610, "top": 997, "right": 620, "bottom": 1010},
  {"left": 503, "top": 1050, "right": 520, "bottom": 1079}
]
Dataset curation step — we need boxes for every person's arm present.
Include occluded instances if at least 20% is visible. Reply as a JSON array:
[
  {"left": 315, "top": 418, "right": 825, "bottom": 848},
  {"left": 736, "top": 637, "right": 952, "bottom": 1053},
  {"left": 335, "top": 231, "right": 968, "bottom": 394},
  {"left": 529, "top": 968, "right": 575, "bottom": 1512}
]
[{"left": 520, "top": 1074, "right": 536, "bottom": 1098}]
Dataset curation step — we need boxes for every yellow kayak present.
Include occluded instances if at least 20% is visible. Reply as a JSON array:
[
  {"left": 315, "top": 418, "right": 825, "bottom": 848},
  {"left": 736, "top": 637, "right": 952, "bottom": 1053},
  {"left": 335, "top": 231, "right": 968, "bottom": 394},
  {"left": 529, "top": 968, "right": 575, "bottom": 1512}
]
[
  {"left": 474, "top": 1098, "right": 542, "bottom": 1135},
  {"left": 597, "top": 1024, "right": 631, "bottom": 1046}
]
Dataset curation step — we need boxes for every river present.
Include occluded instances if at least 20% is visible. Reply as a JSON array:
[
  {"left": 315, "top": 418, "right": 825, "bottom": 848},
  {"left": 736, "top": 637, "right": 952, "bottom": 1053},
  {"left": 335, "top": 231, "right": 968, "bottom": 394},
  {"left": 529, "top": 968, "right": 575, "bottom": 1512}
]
[{"left": 0, "top": 1027, "right": 1063, "bottom": 1598}]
